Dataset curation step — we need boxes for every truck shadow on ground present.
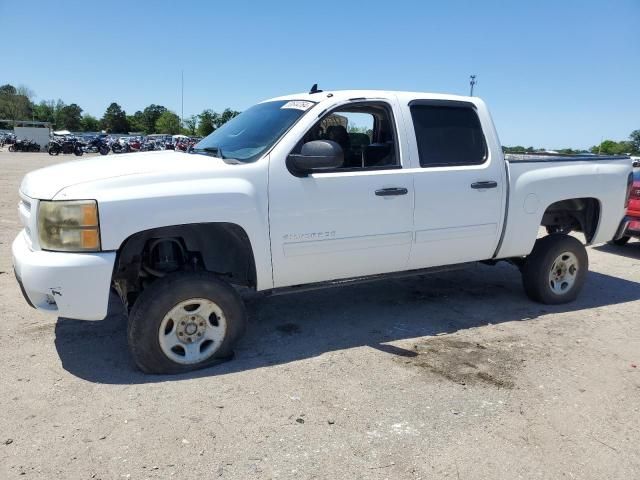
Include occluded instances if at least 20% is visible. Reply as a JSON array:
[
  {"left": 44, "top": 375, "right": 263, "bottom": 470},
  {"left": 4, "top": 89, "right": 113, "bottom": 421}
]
[
  {"left": 54, "top": 262, "right": 640, "bottom": 384},
  {"left": 594, "top": 241, "right": 640, "bottom": 260}
]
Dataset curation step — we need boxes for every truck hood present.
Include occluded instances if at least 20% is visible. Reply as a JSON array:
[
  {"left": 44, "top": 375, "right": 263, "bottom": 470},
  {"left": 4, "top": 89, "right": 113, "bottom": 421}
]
[{"left": 20, "top": 151, "right": 233, "bottom": 200}]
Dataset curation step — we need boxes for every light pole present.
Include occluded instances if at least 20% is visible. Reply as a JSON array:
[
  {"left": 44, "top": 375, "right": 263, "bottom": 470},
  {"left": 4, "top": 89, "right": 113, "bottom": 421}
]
[
  {"left": 181, "top": 70, "right": 184, "bottom": 128},
  {"left": 469, "top": 75, "right": 477, "bottom": 96}
]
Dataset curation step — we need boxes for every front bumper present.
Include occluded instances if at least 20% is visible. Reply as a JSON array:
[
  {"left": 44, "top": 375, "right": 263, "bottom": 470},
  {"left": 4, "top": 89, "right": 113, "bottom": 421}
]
[{"left": 12, "top": 230, "right": 116, "bottom": 320}]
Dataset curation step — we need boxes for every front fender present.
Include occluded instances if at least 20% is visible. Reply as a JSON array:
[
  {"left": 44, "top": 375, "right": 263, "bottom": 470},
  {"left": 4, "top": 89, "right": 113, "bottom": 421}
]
[{"left": 58, "top": 172, "right": 273, "bottom": 290}]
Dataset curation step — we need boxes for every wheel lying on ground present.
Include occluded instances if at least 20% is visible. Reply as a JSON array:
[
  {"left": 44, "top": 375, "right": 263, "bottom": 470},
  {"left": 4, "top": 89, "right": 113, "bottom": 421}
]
[
  {"left": 128, "top": 271, "right": 247, "bottom": 374},
  {"left": 521, "top": 234, "right": 588, "bottom": 304},
  {"left": 608, "top": 236, "right": 630, "bottom": 246}
]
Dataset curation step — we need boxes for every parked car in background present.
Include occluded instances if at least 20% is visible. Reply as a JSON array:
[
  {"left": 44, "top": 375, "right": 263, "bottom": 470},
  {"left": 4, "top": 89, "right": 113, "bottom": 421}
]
[{"left": 610, "top": 169, "right": 640, "bottom": 245}]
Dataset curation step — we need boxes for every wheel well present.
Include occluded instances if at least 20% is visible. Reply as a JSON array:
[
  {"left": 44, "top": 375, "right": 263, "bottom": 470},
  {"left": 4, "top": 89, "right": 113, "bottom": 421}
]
[
  {"left": 112, "top": 223, "right": 257, "bottom": 306},
  {"left": 541, "top": 198, "right": 600, "bottom": 243}
]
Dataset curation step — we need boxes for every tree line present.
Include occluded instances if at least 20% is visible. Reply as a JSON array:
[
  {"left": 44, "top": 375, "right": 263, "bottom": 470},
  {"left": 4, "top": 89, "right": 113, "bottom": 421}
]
[
  {"left": 503, "top": 130, "right": 639, "bottom": 156},
  {"left": 0, "top": 83, "right": 239, "bottom": 136},
  {"left": 2, "top": 83, "right": 638, "bottom": 151}
]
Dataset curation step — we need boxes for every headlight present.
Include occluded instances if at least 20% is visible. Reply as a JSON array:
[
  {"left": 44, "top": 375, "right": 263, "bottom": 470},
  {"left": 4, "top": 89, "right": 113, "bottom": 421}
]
[{"left": 37, "top": 200, "right": 101, "bottom": 252}]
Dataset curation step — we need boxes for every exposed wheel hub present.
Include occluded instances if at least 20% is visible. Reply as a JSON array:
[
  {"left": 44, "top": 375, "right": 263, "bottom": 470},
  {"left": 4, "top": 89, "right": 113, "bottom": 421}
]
[
  {"left": 158, "top": 298, "right": 228, "bottom": 365},
  {"left": 176, "top": 314, "right": 207, "bottom": 344},
  {"left": 548, "top": 251, "right": 579, "bottom": 294}
]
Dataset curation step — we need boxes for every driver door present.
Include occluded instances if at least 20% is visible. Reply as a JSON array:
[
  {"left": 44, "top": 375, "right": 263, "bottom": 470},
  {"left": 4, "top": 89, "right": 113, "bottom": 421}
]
[{"left": 268, "top": 99, "right": 414, "bottom": 288}]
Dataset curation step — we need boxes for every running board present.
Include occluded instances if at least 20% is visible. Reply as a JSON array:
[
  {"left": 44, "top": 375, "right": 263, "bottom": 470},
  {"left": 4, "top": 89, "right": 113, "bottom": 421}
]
[{"left": 266, "top": 262, "right": 477, "bottom": 297}]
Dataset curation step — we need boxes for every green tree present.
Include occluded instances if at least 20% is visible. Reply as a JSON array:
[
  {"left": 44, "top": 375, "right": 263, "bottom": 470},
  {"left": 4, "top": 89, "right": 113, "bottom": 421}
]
[
  {"left": 197, "top": 108, "right": 240, "bottom": 137},
  {"left": 503, "top": 145, "right": 527, "bottom": 153},
  {"left": 197, "top": 109, "right": 219, "bottom": 136},
  {"left": 81, "top": 114, "right": 100, "bottom": 132},
  {"left": 0, "top": 83, "right": 33, "bottom": 121},
  {"left": 216, "top": 108, "right": 240, "bottom": 127},
  {"left": 33, "top": 100, "right": 56, "bottom": 124},
  {"left": 0, "top": 84, "right": 17, "bottom": 96},
  {"left": 127, "top": 110, "right": 145, "bottom": 133},
  {"left": 56, "top": 103, "right": 83, "bottom": 131},
  {"left": 184, "top": 115, "right": 198, "bottom": 136},
  {"left": 141, "top": 104, "right": 167, "bottom": 134},
  {"left": 629, "top": 130, "right": 640, "bottom": 154},
  {"left": 155, "top": 110, "right": 181, "bottom": 134},
  {"left": 101, "top": 102, "right": 129, "bottom": 133},
  {"left": 590, "top": 139, "right": 634, "bottom": 155}
]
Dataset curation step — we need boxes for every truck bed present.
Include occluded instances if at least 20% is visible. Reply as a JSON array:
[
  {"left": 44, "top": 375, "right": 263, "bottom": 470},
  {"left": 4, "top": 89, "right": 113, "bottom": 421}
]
[{"left": 495, "top": 153, "right": 631, "bottom": 260}]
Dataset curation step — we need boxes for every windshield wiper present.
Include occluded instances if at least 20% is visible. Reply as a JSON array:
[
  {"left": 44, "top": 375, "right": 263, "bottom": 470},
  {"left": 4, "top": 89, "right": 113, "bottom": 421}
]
[
  {"left": 192, "top": 146, "right": 225, "bottom": 158},
  {"left": 191, "top": 146, "right": 244, "bottom": 164}
]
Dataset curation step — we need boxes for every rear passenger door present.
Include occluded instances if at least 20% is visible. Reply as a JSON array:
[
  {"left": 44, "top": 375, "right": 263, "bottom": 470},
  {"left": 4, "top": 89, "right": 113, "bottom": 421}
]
[{"left": 402, "top": 99, "right": 506, "bottom": 268}]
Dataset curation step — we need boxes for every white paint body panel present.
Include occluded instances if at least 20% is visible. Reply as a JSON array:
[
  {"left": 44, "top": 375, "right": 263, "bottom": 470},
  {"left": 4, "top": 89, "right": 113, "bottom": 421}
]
[
  {"left": 12, "top": 90, "right": 632, "bottom": 320},
  {"left": 396, "top": 95, "right": 507, "bottom": 268},
  {"left": 267, "top": 94, "right": 415, "bottom": 287},
  {"left": 495, "top": 159, "right": 630, "bottom": 258},
  {"left": 12, "top": 231, "right": 115, "bottom": 320}
]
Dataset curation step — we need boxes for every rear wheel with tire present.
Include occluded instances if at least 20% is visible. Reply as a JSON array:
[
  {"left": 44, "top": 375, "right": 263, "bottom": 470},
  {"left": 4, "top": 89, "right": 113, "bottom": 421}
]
[
  {"left": 127, "top": 272, "right": 247, "bottom": 374},
  {"left": 521, "top": 234, "right": 588, "bottom": 304}
]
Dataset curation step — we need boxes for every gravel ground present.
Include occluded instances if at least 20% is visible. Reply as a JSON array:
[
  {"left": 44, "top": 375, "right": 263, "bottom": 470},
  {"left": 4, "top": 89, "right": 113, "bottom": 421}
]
[{"left": 0, "top": 151, "right": 639, "bottom": 479}]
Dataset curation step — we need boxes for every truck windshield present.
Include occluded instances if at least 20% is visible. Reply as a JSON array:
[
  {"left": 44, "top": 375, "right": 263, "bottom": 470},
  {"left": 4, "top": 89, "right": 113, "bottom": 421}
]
[{"left": 192, "top": 100, "right": 316, "bottom": 163}]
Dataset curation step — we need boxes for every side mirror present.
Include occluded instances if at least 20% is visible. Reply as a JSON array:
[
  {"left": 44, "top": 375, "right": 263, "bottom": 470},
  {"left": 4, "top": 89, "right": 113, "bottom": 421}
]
[{"left": 286, "top": 140, "right": 344, "bottom": 177}]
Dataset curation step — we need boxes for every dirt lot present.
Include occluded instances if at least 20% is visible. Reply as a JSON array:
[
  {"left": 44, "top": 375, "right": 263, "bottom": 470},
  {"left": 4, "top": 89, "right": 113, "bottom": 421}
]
[{"left": 0, "top": 151, "right": 639, "bottom": 479}]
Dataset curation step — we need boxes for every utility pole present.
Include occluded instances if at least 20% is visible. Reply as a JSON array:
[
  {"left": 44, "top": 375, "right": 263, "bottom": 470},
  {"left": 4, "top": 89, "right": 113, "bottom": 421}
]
[
  {"left": 181, "top": 70, "right": 184, "bottom": 128},
  {"left": 469, "top": 75, "right": 477, "bottom": 96}
]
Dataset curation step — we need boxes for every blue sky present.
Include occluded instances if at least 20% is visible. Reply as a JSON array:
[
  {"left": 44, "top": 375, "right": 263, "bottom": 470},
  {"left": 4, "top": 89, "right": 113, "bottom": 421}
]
[{"left": 1, "top": 0, "right": 638, "bottom": 148}]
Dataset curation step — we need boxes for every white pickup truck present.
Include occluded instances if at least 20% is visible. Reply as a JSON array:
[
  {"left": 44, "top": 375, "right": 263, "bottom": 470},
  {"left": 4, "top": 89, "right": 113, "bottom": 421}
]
[{"left": 13, "top": 89, "right": 634, "bottom": 374}]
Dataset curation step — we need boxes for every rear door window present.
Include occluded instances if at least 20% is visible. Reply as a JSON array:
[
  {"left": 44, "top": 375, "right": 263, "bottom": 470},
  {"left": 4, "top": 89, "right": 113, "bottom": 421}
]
[{"left": 410, "top": 104, "right": 487, "bottom": 167}]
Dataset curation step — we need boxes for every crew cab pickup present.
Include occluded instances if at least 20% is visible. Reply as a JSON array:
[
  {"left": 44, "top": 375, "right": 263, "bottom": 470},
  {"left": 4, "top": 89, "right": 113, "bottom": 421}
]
[{"left": 12, "top": 89, "right": 634, "bottom": 374}]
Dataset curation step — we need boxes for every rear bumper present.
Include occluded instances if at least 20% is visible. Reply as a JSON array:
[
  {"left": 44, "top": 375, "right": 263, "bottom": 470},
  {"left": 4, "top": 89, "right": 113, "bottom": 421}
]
[
  {"left": 613, "top": 216, "right": 631, "bottom": 240},
  {"left": 12, "top": 230, "right": 116, "bottom": 320},
  {"left": 627, "top": 214, "right": 640, "bottom": 235}
]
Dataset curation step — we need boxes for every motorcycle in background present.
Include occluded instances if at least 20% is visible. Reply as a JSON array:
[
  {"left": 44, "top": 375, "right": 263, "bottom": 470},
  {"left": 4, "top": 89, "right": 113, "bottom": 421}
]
[
  {"left": 9, "top": 139, "right": 41, "bottom": 152},
  {"left": 48, "top": 138, "right": 84, "bottom": 156},
  {"left": 111, "top": 139, "right": 131, "bottom": 154},
  {"left": 85, "top": 137, "right": 110, "bottom": 155}
]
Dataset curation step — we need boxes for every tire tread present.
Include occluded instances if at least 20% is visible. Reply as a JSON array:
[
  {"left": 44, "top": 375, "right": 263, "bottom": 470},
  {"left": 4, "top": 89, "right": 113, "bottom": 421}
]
[{"left": 127, "top": 271, "right": 246, "bottom": 374}]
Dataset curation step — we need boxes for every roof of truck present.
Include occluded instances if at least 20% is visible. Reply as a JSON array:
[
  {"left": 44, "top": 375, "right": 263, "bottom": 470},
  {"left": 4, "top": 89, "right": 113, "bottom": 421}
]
[{"left": 266, "top": 89, "right": 480, "bottom": 104}]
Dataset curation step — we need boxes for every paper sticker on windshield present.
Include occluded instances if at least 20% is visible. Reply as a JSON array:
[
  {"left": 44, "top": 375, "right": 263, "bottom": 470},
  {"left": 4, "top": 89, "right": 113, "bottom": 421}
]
[{"left": 281, "top": 100, "right": 314, "bottom": 111}]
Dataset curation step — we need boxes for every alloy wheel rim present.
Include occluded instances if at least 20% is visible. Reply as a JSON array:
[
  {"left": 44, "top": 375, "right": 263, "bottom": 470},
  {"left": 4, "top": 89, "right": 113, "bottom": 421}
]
[
  {"left": 548, "top": 251, "right": 579, "bottom": 295},
  {"left": 158, "top": 298, "right": 227, "bottom": 365}
]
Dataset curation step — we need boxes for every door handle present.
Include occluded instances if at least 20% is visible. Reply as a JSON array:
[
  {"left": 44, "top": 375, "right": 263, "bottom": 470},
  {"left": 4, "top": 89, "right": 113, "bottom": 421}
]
[
  {"left": 471, "top": 181, "right": 498, "bottom": 189},
  {"left": 375, "top": 187, "right": 408, "bottom": 196}
]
